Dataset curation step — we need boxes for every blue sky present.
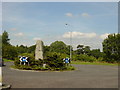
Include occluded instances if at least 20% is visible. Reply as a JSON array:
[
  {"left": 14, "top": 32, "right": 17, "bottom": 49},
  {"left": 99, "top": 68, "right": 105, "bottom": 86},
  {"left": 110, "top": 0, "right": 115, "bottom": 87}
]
[{"left": 2, "top": 2, "right": 118, "bottom": 50}]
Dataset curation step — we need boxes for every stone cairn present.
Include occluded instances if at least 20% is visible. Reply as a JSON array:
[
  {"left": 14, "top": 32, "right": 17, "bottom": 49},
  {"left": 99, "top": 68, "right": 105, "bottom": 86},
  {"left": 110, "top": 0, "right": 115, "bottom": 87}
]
[{"left": 35, "top": 40, "right": 44, "bottom": 60}]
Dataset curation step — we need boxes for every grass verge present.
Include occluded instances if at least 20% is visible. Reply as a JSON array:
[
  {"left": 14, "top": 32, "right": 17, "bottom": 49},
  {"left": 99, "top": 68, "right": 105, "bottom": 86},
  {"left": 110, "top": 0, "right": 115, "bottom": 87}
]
[
  {"left": 3, "top": 59, "right": 14, "bottom": 62},
  {"left": 71, "top": 61, "right": 118, "bottom": 66}
]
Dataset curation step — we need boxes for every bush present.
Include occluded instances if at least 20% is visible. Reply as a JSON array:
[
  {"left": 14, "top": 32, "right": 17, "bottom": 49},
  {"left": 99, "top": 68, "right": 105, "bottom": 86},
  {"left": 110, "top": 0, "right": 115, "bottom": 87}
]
[
  {"left": 14, "top": 53, "right": 36, "bottom": 66},
  {"left": 14, "top": 52, "right": 75, "bottom": 71},
  {"left": 44, "top": 52, "right": 66, "bottom": 70},
  {"left": 97, "top": 57, "right": 104, "bottom": 62},
  {"left": 73, "top": 54, "right": 97, "bottom": 62},
  {"left": 18, "top": 53, "right": 35, "bottom": 60},
  {"left": 30, "top": 60, "right": 43, "bottom": 66},
  {"left": 66, "top": 65, "right": 75, "bottom": 70},
  {"left": 31, "top": 65, "right": 49, "bottom": 71},
  {"left": 15, "top": 65, "right": 31, "bottom": 70},
  {"left": 102, "top": 58, "right": 115, "bottom": 63}
]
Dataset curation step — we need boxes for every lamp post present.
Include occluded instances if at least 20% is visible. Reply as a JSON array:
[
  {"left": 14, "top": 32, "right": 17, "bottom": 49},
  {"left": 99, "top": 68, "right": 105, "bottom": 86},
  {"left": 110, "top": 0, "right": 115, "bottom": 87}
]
[
  {"left": 65, "top": 23, "right": 72, "bottom": 62},
  {"left": 70, "top": 31, "right": 72, "bottom": 61}
]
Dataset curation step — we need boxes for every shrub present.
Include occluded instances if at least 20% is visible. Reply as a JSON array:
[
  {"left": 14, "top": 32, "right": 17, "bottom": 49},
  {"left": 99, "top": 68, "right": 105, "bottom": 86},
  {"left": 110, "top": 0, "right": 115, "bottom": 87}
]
[
  {"left": 30, "top": 60, "right": 43, "bottom": 66},
  {"left": 14, "top": 53, "right": 36, "bottom": 66},
  {"left": 31, "top": 65, "right": 49, "bottom": 71},
  {"left": 14, "top": 52, "right": 75, "bottom": 71},
  {"left": 73, "top": 54, "right": 97, "bottom": 62},
  {"left": 15, "top": 65, "right": 31, "bottom": 70},
  {"left": 66, "top": 65, "right": 75, "bottom": 70},
  {"left": 14, "top": 58, "right": 20, "bottom": 66},
  {"left": 44, "top": 52, "right": 66, "bottom": 70},
  {"left": 18, "top": 53, "right": 35, "bottom": 60},
  {"left": 102, "top": 58, "right": 115, "bottom": 63},
  {"left": 97, "top": 57, "right": 104, "bottom": 62}
]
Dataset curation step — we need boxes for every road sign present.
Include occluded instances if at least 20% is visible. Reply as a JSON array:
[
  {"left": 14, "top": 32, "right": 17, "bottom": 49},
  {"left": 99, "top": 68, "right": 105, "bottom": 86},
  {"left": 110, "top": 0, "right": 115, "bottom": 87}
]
[
  {"left": 20, "top": 56, "right": 28, "bottom": 62},
  {"left": 63, "top": 58, "right": 70, "bottom": 64},
  {"left": 19, "top": 56, "right": 29, "bottom": 65}
]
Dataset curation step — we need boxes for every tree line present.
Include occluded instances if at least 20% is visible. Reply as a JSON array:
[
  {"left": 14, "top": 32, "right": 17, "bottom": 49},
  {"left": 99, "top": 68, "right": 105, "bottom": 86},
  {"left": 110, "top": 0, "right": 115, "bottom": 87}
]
[{"left": 1, "top": 31, "right": 120, "bottom": 63}]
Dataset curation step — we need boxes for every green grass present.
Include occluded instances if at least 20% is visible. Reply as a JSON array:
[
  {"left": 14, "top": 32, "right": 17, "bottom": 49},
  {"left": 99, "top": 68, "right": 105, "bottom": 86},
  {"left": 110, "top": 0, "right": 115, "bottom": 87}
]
[
  {"left": 3, "top": 58, "right": 14, "bottom": 62},
  {"left": 71, "top": 61, "right": 118, "bottom": 66}
]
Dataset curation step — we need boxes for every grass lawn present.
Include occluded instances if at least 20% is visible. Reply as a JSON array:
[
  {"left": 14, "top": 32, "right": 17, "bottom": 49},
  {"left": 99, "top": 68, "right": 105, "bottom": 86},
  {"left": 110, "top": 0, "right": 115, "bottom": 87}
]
[
  {"left": 3, "top": 58, "right": 14, "bottom": 62},
  {"left": 71, "top": 61, "right": 118, "bottom": 66}
]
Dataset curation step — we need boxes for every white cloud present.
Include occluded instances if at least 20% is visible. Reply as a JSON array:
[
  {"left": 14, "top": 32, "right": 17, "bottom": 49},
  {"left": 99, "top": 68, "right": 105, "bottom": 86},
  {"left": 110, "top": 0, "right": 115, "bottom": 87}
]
[
  {"left": 100, "top": 33, "right": 109, "bottom": 39},
  {"left": 65, "top": 12, "right": 91, "bottom": 18},
  {"left": 81, "top": 13, "right": 90, "bottom": 17},
  {"left": 33, "top": 37, "right": 41, "bottom": 41},
  {"left": 65, "top": 13, "right": 73, "bottom": 17},
  {"left": 14, "top": 32, "right": 24, "bottom": 36},
  {"left": 62, "top": 31, "right": 97, "bottom": 38}
]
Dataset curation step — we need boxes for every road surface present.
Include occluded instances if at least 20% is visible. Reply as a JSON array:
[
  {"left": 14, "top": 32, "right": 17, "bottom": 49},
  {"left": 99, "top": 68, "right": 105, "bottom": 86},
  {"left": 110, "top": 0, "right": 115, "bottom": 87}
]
[{"left": 2, "top": 62, "right": 118, "bottom": 88}]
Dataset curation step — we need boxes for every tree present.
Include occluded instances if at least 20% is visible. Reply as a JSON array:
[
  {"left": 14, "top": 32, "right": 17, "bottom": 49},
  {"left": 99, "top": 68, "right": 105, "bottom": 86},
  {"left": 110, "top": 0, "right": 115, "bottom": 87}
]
[
  {"left": 102, "top": 33, "right": 120, "bottom": 63},
  {"left": 76, "top": 44, "right": 84, "bottom": 54},
  {"left": 16, "top": 45, "right": 28, "bottom": 54},
  {"left": 77, "top": 45, "right": 84, "bottom": 49},
  {"left": 2, "top": 45, "right": 18, "bottom": 60},
  {"left": 2, "top": 31, "right": 10, "bottom": 45},
  {"left": 2, "top": 31, "right": 18, "bottom": 60},
  {"left": 83, "top": 46, "right": 90, "bottom": 55},
  {"left": 28, "top": 45, "right": 36, "bottom": 53},
  {"left": 49, "top": 41, "right": 71, "bottom": 55},
  {"left": 89, "top": 49, "right": 103, "bottom": 59},
  {"left": 44, "top": 45, "right": 50, "bottom": 56}
]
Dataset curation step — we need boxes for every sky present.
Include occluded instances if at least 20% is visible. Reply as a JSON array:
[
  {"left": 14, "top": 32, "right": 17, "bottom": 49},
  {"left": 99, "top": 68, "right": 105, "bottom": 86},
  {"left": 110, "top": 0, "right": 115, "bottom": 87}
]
[{"left": 2, "top": 2, "right": 118, "bottom": 51}]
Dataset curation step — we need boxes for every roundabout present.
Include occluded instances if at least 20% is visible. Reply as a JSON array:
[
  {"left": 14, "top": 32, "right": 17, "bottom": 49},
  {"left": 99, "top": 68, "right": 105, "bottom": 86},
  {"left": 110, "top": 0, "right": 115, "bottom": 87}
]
[{"left": 3, "top": 62, "right": 118, "bottom": 88}]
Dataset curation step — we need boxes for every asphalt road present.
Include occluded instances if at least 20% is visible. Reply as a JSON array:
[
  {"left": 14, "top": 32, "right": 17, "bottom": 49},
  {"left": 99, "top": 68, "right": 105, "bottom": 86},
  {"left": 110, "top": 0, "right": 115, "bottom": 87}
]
[{"left": 2, "top": 62, "right": 118, "bottom": 88}]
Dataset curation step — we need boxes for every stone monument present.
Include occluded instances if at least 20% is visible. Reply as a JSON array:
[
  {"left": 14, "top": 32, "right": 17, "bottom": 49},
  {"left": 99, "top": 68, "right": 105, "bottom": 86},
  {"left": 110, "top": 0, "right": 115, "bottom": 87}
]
[{"left": 35, "top": 40, "right": 44, "bottom": 60}]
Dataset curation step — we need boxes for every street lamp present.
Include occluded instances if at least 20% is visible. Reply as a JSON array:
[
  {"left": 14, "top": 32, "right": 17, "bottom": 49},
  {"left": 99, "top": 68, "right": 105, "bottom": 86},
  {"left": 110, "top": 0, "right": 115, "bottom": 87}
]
[
  {"left": 65, "top": 23, "right": 72, "bottom": 61},
  {"left": 70, "top": 31, "right": 72, "bottom": 61}
]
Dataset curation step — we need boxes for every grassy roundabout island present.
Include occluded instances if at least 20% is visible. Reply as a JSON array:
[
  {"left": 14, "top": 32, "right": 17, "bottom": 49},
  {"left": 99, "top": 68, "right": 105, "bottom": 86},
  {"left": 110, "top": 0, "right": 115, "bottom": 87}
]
[{"left": 12, "top": 52, "right": 75, "bottom": 71}]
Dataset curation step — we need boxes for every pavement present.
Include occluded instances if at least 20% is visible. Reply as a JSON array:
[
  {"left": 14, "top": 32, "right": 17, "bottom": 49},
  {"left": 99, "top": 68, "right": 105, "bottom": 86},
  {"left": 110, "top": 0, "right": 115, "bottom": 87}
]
[{"left": 2, "top": 62, "right": 118, "bottom": 88}]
